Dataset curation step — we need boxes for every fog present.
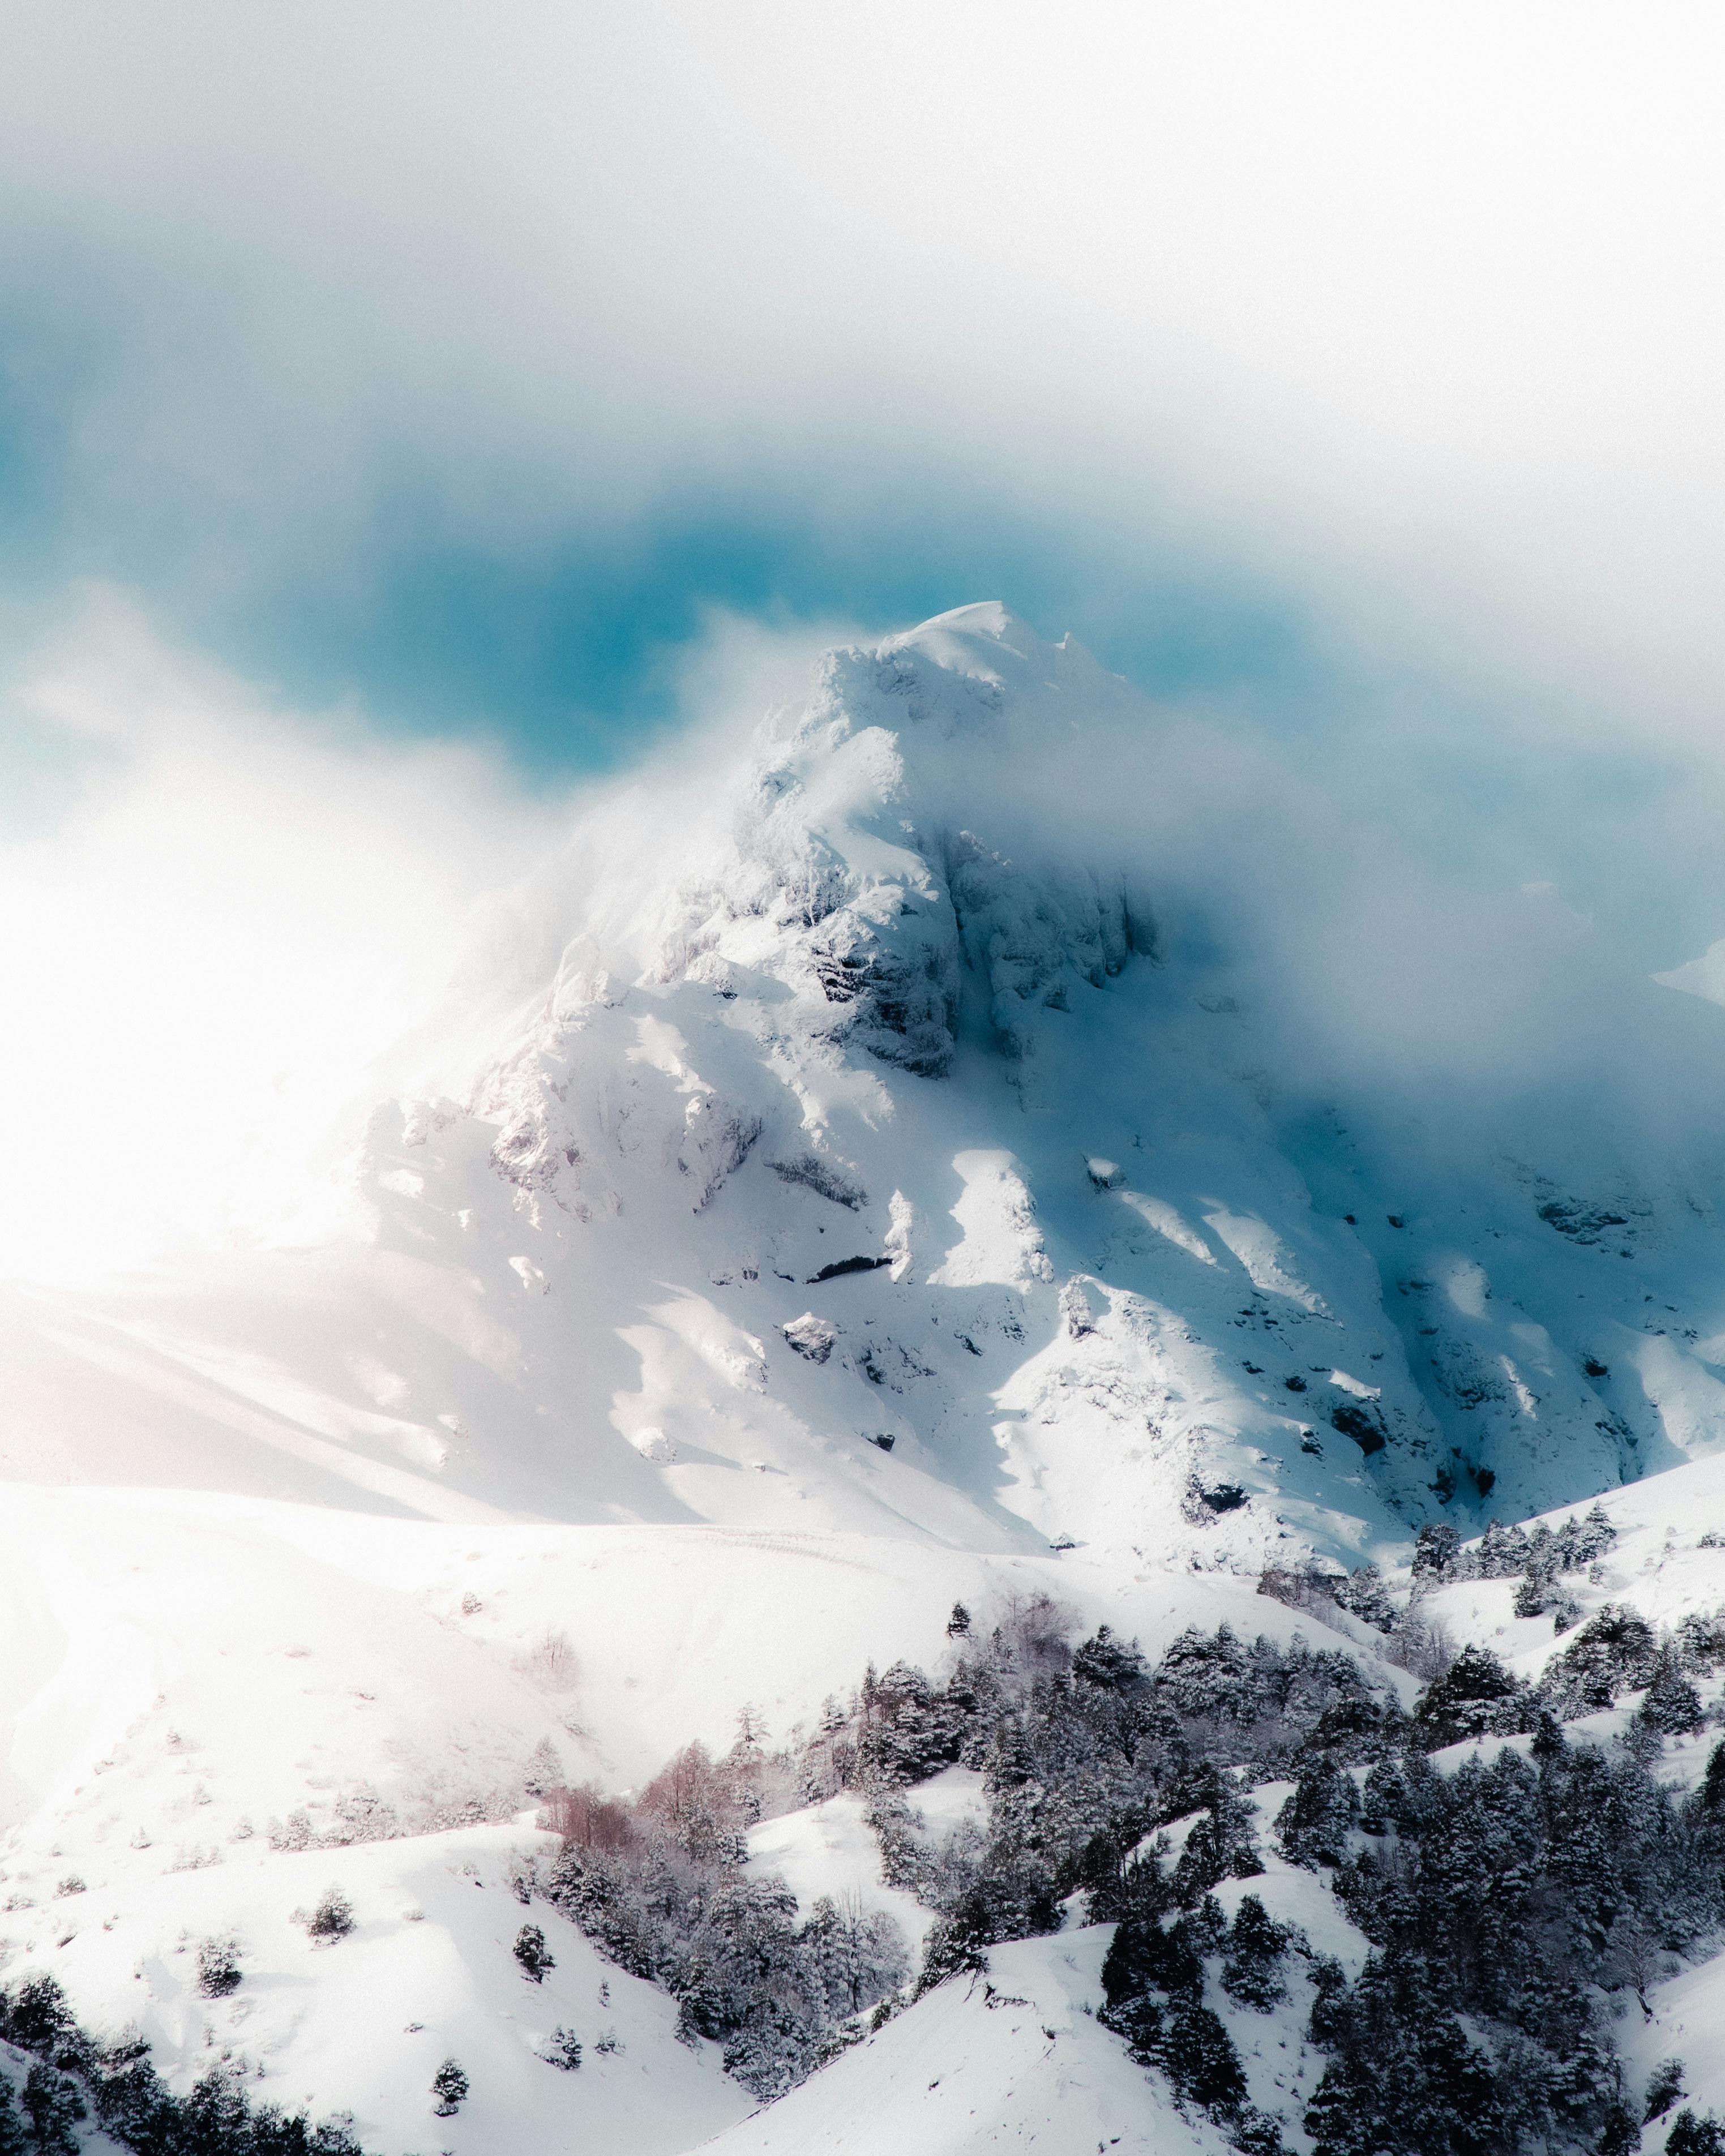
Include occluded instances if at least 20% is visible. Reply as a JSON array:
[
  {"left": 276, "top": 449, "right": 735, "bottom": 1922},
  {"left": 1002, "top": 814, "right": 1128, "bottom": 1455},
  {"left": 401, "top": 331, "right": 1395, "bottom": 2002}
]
[
  {"left": 0, "top": 596, "right": 564, "bottom": 1276},
  {"left": 6, "top": 6, "right": 1725, "bottom": 1275}
]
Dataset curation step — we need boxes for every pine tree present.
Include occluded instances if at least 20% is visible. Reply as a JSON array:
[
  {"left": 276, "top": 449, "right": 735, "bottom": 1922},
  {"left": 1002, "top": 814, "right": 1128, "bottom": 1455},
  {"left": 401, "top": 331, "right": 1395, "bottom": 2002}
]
[
  {"left": 945, "top": 1602, "right": 971, "bottom": 1638},
  {"left": 1071, "top": 1625, "right": 1148, "bottom": 1691},
  {"left": 514, "top": 1923, "right": 556, "bottom": 1982},
  {"left": 1569, "top": 1499, "right": 1619, "bottom": 1565},
  {"left": 430, "top": 2059, "right": 469, "bottom": 2116},
  {"left": 523, "top": 1736, "right": 562, "bottom": 1797},
  {"left": 543, "top": 2027, "right": 583, "bottom": 2071},
  {"left": 1640, "top": 1647, "right": 1705, "bottom": 1735},
  {"left": 1412, "top": 1522, "right": 1461, "bottom": 1579},
  {"left": 1475, "top": 1519, "right": 1530, "bottom": 1579},
  {"left": 4, "top": 1973, "right": 72, "bottom": 2055},
  {"left": 1544, "top": 1602, "right": 1659, "bottom": 1714},
  {"left": 1276, "top": 1757, "right": 1359, "bottom": 1868},
  {"left": 196, "top": 1934, "right": 242, "bottom": 1997},
  {"left": 1222, "top": 1894, "right": 1289, "bottom": 2009},
  {"left": 1646, "top": 2059, "right": 1688, "bottom": 2121},
  {"left": 1597, "top": 2101, "right": 1642, "bottom": 2156},
  {"left": 1412, "top": 1643, "right": 1524, "bottom": 1746},
  {"left": 0, "top": 2074, "right": 23, "bottom": 2156},
  {"left": 1159, "top": 2000, "right": 1247, "bottom": 2112},
  {"left": 179, "top": 2066, "right": 252, "bottom": 2149},
  {"left": 20, "top": 2067, "right": 84, "bottom": 2156}
]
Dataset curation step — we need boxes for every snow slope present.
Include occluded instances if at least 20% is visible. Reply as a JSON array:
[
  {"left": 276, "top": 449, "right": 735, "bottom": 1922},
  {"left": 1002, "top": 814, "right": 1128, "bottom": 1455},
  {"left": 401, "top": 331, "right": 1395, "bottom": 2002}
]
[
  {"left": 8, "top": 603, "right": 1725, "bottom": 2147},
  {"left": 29, "top": 1822, "right": 752, "bottom": 2156},
  {"left": 692, "top": 1928, "right": 1230, "bottom": 2156}
]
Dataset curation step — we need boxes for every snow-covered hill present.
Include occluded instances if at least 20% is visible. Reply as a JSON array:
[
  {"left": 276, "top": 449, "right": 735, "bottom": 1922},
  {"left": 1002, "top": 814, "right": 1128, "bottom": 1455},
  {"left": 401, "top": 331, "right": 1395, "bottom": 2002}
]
[{"left": 7, "top": 604, "right": 1725, "bottom": 2151}]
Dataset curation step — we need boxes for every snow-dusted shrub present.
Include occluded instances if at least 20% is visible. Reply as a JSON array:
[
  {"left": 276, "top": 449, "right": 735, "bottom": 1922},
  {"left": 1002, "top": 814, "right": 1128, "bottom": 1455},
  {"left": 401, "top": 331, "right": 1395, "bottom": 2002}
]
[
  {"left": 304, "top": 1887, "right": 355, "bottom": 1942},
  {"left": 195, "top": 1935, "right": 242, "bottom": 1998},
  {"left": 515, "top": 1628, "right": 578, "bottom": 1691}
]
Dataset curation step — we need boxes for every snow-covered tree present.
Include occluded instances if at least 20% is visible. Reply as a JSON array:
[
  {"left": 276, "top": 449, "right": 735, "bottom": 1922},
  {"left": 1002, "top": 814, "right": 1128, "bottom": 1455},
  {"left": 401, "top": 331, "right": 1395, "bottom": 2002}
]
[
  {"left": 513, "top": 1923, "right": 555, "bottom": 1982},
  {"left": 430, "top": 2059, "right": 469, "bottom": 2116}
]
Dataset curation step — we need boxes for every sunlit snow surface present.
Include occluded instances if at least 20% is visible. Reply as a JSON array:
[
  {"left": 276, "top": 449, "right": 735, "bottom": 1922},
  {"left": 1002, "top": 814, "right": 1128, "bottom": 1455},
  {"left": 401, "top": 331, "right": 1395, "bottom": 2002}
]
[{"left": 8, "top": 606, "right": 1725, "bottom": 2149}]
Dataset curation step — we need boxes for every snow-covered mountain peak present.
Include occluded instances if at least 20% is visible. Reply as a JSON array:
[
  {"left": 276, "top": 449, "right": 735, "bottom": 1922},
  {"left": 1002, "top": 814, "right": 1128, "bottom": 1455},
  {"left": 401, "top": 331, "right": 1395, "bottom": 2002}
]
[
  {"left": 482, "top": 606, "right": 1151, "bottom": 1110},
  {"left": 22, "top": 605, "right": 1725, "bottom": 1571}
]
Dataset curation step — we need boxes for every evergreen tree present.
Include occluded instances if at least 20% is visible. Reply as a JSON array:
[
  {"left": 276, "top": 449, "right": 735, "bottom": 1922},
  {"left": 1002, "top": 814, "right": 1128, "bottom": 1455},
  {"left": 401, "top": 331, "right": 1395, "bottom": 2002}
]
[
  {"left": 1222, "top": 1894, "right": 1289, "bottom": 2009},
  {"left": 179, "top": 2065, "right": 253, "bottom": 2149},
  {"left": 1159, "top": 2001, "right": 1247, "bottom": 2112},
  {"left": 0, "top": 2074, "right": 23, "bottom": 2156},
  {"left": 523, "top": 1736, "right": 563, "bottom": 1797},
  {"left": 1544, "top": 1604, "right": 1660, "bottom": 1716},
  {"left": 513, "top": 1923, "right": 556, "bottom": 1982},
  {"left": 430, "top": 2059, "right": 469, "bottom": 2116},
  {"left": 1277, "top": 1758, "right": 1360, "bottom": 1867},
  {"left": 1567, "top": 1501, "right": 1619, "bottom": 1566},
  {"left": 1412, "top": 1645, "right": 1525, "bottom": 1747},
  {"left": 1072, "top": 1625, "right": 1148, "bottom": 1691},
  {"left": 1412, "top": 1522, "right": 1462, "bottom": 1579},
  {"left": 543, "top": 2027, "right": 583, "bottom": 2071},
  {"left": 19, "top": 2067, "right": 83, "bottom": 2156},
  {"left": 1596, "top": 2101, "right": 1641, "bottom": 2156},
  {"left": 1646, "top": 2059, "right": 1688, "bottom": 2121},
  {"left": 1640, "top": 1648, "right": 1705, "bottom": 1735},
  {"left": 2, "top": 1974, "right": 72, "bottom": 2057},
  {"left": 196, "top": 1934, "right": 243, "bottom": 1997}
]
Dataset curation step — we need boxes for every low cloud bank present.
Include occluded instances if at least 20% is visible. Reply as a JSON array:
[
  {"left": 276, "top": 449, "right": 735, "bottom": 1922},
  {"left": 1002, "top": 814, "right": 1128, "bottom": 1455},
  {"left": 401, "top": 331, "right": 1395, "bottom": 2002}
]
[{"left": 7, "top": 596, "right": 1725, "bottom": 1284}]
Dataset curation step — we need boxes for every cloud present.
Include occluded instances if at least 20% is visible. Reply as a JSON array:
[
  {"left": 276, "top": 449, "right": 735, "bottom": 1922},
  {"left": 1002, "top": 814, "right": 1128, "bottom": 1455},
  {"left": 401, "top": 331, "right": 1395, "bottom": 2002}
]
[
  {"left": 7, "top": 10, "right": 1725, "bottom": 1276},
  {"left": 3, "top": 3, "right": 1725, "bottom": 748},
  {"left": 0, "top": 591, "right": 563, "bottom": 1279},
  {"left": 7, "top": 589, "right": 1725, "bottom": 1287}
]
